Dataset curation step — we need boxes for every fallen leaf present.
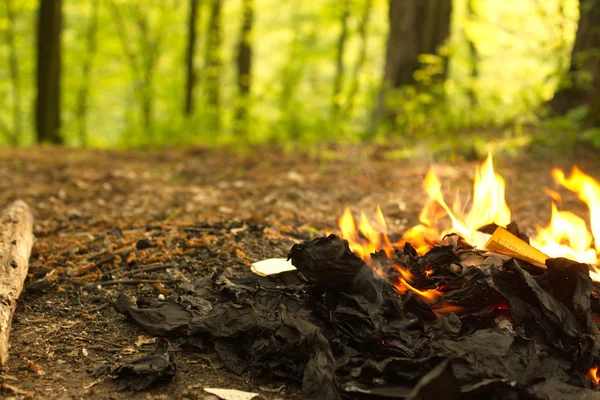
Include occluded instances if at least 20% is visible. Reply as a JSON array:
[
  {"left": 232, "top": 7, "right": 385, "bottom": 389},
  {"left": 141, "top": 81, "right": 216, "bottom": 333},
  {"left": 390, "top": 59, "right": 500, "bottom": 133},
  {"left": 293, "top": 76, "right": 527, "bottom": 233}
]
[{"left": 135, "top": 336, "right": 157, "bottom": 347}]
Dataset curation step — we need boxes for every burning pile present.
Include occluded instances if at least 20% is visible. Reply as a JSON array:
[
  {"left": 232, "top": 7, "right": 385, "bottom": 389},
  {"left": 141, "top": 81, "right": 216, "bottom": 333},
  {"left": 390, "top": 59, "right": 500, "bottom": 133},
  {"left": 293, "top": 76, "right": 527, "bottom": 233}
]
[
  {"left": 398, "top": 154, "right": 600, "bottom": 273},
  {"left": 113, "top": 155, "right": 600, "bottom": 399}
]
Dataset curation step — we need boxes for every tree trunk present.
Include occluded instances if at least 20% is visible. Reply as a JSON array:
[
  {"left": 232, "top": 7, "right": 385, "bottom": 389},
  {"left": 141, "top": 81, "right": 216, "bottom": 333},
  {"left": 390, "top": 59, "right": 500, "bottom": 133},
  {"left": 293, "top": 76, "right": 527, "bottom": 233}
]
[
  {"left": 550, "top": 0, "right": 600, "bottom": 125},
  {"left": 235, "top": 0, "right": 254, "bottom": 131},
  {"left": 35, "top": 0, "right": 63, "bottom": 144},
  {"left": 375, "top": 0, "right": 452, "bottom": 126},
  {"left": 136, "top": 13, "right": 158, "bottom": 138},
  {"left": 5, "top": 0, "right": 21, "bottom": 146},
  {"left": 109, "top": 2, "right": 163, "bottom": 140},
  {"left": 76, "top": 0, "right": 99, "bottom": 147},
  {"left": 108, "top": 1, "right": 140, "bottom": 137},
  {"left": 205, "top": 0, "right": 222, "bottom": 132},
  {"left": 331, "top": 0, "right": 350, "bottom": 121},
  {"left": 344, "top": 0, "right": 373, "bottom": 119},
  {"left": 278, "top": 33, "right": 306, "bottom": 140},
  {"left": 465, "top": 0, "right": 479, "bottom": 108},
  {"left": 184, "top": 0, "right": 199, "bottom": 117},
  {"left": 0, "top": 200, "right": 34, "bottom": 365}
]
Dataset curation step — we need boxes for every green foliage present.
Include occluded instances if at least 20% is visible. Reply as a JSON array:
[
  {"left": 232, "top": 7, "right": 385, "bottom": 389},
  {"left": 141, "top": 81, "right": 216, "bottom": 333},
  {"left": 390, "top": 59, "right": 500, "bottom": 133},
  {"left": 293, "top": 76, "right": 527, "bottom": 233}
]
[
  {"left": 0, "top": 0, "right": 585, "bottom": 148},
  {"left": 379, "top": 54, "right": 451, "bottom": 138},
  {"left": 582, "top": 127, "right": 600, "bottom": 148},
  {"left": 535, "top": 106, "right": 588, "bottom": 149}
]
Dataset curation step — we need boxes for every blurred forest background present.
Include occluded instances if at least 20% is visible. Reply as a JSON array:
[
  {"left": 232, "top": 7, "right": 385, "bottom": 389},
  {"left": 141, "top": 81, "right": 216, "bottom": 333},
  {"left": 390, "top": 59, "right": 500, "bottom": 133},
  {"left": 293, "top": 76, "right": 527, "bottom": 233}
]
[{"left": 1, "top": 0, "right": 600, "bottom": 153}]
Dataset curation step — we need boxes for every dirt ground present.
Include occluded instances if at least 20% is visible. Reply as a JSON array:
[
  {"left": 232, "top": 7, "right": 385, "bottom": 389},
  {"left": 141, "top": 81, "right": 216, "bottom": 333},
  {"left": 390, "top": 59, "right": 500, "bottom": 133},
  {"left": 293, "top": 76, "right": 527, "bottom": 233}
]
[{"left": 0, "top": 145, "right": 599, "bottom": 399}]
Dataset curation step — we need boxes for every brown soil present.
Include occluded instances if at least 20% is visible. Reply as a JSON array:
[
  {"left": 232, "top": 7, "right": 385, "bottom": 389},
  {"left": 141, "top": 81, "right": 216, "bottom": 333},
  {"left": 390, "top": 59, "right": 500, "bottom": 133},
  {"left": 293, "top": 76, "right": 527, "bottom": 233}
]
[{"left": 0, "top": 145, "right": 599, "bottom": 399}]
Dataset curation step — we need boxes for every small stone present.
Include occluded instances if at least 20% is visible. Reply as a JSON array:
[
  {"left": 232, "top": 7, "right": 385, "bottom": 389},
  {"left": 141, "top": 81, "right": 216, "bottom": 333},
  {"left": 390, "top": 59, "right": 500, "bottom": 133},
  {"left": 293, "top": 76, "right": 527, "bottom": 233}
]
[
  {"left": 136, "top": 239, "right": 152, "bottom": 250},
  {"left": 82, "top": 348, "right": 89, "bottom": 357}
]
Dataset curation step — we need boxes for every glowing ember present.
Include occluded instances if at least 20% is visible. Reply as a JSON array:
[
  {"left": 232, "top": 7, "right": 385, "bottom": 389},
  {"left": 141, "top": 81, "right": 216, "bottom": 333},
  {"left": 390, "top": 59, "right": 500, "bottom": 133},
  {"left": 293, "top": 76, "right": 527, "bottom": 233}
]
[
  {"left": 399, "top": 278, "right": 440, "bottom": 302},
  {"left": 431, "top": 304, "right": 465, "bottom": 318},
  {"left": 588, "top": 366, "right": 599, "bottom": 385},
  {"left": 338, "top": 153, "right": 600, "bottom": 285},
  {"left": 338, "top": 207, "right": 436, "bottom": 301}
]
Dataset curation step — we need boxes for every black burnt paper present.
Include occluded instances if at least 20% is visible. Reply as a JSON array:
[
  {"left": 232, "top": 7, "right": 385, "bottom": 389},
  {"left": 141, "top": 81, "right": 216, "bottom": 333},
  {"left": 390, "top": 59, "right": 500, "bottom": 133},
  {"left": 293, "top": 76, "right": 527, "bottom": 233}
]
[
  {"left": 113, "top": 234, "right": 600, "bottom": 398},
  {"left": 114, "top": 338, "right": 176, "bottom": 391}
]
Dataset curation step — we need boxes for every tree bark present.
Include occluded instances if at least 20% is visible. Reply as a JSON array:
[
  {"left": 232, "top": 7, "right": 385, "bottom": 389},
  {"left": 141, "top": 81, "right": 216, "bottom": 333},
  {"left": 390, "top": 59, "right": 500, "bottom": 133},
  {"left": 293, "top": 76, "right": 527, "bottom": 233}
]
[
  {"left": 108, "top": 1, "right": 140, "bottom": 136},
  {"left": 76, "top": 0, "right": 99, "bottom": 147},
  {"left": 344, "top": 0, "right": 373, "bottom": 119},
  {"left": 235, "top": 0, "right": 254, "bottom": 131},
  {"left": 184, "top": 0, "right": 200, "bottom": 117},
  {"left": 550, "top": 0, "right": 600, "bottom": 125},
  {"left": 278, "top": 31, "right": 306, "bottom": 140},
  {"left": 465, "top": 0, "right": 479, "bottom": 108},
  {"left": 0, "top": 200, "right": 34, "bottom": 365},
  {"left": 35, "top": 0, "right": 63, "bottom": 144},
  {"left": 109, "top": 2, "right": 163, "bottom": 139},
  {"left": 331, "top": 0, "right": 350, "bottom": 120},
  {"left": 5, "top": 0, "right": 21, "bottom": 146},
  {"left": 205, "top": 0, "right": 222, "bottom": 132},
  {"left": 136, "top": 12, "right": 158, "bottom": 138},
  {"left": 375, "top": 0, "right": 452, "bottom": 126}
]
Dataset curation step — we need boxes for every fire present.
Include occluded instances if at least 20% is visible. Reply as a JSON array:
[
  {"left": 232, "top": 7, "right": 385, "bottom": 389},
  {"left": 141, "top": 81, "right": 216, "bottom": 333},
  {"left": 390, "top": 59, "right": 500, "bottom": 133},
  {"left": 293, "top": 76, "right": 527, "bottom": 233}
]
[
  {"left": 338, "top": 153, "right": 600, "bottom": 288},
  {"left": 402, "top": 153, "right": 511, "bottom": 250},
  {"left": 338, "top": 207, "right": 428, "bottom": 299},
  {"left": 530, "top": 204, "right": 596, "bottom": 264},
  {"left": 553, "top": 167, "right": 600, "bottom": 251},
  {"left": 339, "top": 206, "right": 395, "bottom": 275},
  {"left": 588, "top": 366, "right": 599, "bottom": 385},
  {"left": 431, "top": 304, "right": 465, "bottom": 318},
  {"left": 533, "top": 167, "right": 600, "bottom": 278}
]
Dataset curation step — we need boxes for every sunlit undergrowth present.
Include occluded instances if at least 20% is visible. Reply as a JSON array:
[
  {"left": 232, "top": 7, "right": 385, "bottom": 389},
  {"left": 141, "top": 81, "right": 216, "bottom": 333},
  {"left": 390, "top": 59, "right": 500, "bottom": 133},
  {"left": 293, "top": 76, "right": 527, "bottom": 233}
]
[{"left": 0, "top": 0, "right": 587, "bottom": 152}]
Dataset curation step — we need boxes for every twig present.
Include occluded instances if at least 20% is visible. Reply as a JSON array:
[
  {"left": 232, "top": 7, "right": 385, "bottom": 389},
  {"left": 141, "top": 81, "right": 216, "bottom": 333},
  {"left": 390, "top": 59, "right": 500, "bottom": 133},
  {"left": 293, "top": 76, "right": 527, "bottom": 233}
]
[
  {"left": 94, "top": 254, "right": 115, "bottom": 268},
  {"left": 183, "top": 226, "right": 213, "bottom": 232},
  {"left": 83, "top": 379, "right": 103, "bottom": 390},
  {"left": 100, "top": 261, "right": 174, "bottom": 278},
  {"left": 118, "top": 263, "right": 175, "bottom": 277},
  {"left": 95, "top": 279, "right": 179, "bottom": 287},
  {"left": 71, "top": 334, "right": 125, "bottom": 349},
  {"left": 79, "top": 303, "right": 110, "bottom": 315}
]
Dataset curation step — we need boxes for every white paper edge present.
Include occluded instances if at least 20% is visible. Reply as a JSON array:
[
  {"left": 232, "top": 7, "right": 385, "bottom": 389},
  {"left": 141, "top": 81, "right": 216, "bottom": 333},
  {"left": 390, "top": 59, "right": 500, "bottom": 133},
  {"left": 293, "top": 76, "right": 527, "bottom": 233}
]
[
  {"left": 203, "top": 387, "right": 259, "bottom": 400},
  {"left": 472, "top": 231, "right": 491, "bottom": 249},
  {"left": 251, "top": 258, "right": 297, "bottom": 276}
]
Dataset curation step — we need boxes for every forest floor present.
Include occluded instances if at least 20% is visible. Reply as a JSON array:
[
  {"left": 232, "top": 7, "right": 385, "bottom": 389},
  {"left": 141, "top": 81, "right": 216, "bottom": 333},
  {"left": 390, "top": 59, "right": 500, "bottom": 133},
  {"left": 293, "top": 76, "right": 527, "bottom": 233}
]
[{"left": 0, "top": 145, "right": 599, "bottom": 399}]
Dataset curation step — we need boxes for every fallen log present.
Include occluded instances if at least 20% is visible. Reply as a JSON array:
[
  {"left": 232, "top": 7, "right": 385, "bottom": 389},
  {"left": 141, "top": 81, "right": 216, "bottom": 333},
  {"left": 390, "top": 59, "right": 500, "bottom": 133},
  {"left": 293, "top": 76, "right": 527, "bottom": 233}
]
[{"left": 0, "top": 200, "right": 33, "bottom": 365}]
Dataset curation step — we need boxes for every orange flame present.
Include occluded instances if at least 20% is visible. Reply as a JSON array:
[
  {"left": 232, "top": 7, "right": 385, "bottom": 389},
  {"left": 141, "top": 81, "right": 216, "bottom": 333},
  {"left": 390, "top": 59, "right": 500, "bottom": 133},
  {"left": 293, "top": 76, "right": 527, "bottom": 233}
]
[
  {"left": 339, "top": 154, "right": 600, "bottom": 292},
  {"left": 588, "top": 366, "right": 599, "bottom": 385},
  {"left": 531, "top": 203, "right": 596, "bottom": 264},
  {"left": 533, "top": 167, "right": 600, "bottom": 279},
  {"left": 544, "top": 188, "right": 562, "bottom": 203},
  {"left": 338, "top": 207, "right": 436, "bottom": 301},
  {"left": 401, "top": 153, "right": 510, "bottom": 252},
  {"left": 432, "top": 305, "right": 465, "bottom": 318},
  {"left": 553, "top": 167, "right": 600, "bottom": 252},
  {"left": 339, "top": 206, "right": 393, "bottom": 266}
]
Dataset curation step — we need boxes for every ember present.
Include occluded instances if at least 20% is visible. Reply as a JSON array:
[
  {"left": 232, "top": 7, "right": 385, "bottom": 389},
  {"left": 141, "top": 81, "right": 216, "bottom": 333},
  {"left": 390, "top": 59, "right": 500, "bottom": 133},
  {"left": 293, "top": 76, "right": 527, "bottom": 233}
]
[{"left": 589, "top": 366, "right": 599, "bottom": 385}]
